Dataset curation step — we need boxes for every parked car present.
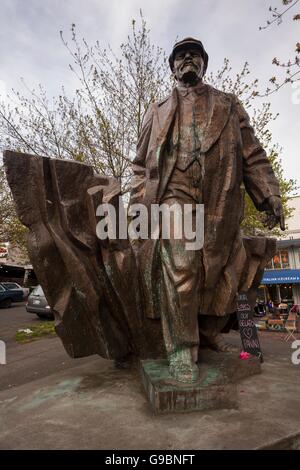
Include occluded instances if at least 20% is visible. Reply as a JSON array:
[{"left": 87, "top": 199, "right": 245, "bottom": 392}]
[
  {"left": 0, "top": 282, "right": 29, "bottom": 300},
  {"left": 26, "top": 285, "right": 53, "bottom": 319},
  {"left": 0, "top": 283, "right": 24, "bottom": 308}
]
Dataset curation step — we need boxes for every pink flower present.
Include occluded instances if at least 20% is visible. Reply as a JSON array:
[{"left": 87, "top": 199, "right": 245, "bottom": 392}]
[{"left": 239, "top": 351, "right": 251, "bottom": 360}]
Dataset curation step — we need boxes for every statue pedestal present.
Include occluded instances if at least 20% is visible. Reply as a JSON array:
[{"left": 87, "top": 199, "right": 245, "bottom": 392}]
[{"left": 141, "top": 350, "right": 261, "bottom": 414}]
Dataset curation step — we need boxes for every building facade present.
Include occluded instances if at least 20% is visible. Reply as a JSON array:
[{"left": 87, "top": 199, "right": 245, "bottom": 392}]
[
  {"left": 0, "top": 242, "right": 36, "bottom": 286},
  {"left": 260, "top": 195, "right": 300, "bottom": 305}
]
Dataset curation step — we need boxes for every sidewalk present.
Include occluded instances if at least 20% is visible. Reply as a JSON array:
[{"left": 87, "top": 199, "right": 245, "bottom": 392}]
[{"left": 0, "top": 332, "right": 299, "bottom": 450}]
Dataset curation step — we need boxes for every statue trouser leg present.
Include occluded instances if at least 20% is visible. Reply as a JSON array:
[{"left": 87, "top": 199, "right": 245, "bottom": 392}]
[
  {"left": 161, "top": 237, "right": 200, "bottom": 352},
  {"left": 160, "top": 212, "right": 201, "bottom": 382},
  {"left": 198, "top": 315, "right": 239, "bottom": 352}
]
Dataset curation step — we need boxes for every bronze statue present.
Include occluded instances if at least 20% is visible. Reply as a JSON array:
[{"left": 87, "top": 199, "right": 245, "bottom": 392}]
[
  {"left": 129, "top": 37, "right": 284, "bottom": 382},
  {"left": 3, "top": 37, "right": 284, "bottom": 388}
]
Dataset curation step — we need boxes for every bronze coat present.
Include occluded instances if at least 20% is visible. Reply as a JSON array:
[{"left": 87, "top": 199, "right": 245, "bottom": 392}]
[{"left": 130, "top": 84, "right": 280, "bottom": 318}]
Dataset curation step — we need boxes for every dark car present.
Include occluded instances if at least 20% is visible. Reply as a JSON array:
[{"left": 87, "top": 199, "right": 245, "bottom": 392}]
[
  {"left": 0, "top": 283, "right": 24, "bottom": 308},
  {"left": 26, "top": 285, "right": 53, "bottom": 319},
  {"left": 1, "top": 282, "right": 29, "bottom": 300}
]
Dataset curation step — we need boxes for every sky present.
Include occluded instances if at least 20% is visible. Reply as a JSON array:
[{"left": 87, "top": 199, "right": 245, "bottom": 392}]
[{"left": 0, "top": 0, "right": 299, "bottom": 189}]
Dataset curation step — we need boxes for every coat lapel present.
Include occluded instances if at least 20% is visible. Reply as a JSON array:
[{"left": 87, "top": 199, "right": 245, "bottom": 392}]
[
  {"left": 152, "top": 89, "right": 178, "bottom": 201},
  {"left": 200, "top": 85, "right": 232, "bottom": 153},
  {"left": 154, "top": 88, "right": 178, "bottom": 165},
  {"left": 149, "top": 85, "right": 233, "bottom": 202},
  {"left": 154, "top": 85, "right": 232, "bottom": 157}
]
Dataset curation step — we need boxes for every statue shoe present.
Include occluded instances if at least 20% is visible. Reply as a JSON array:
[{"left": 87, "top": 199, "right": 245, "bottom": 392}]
[
  {"left": 168, "top": 347, "right": 199, "bottom": 383},
  {"left": 114, "top": 353, "right": 134, "bottom": 369},
  {"left": 203, "top": 334, "right": 239, "bottom": 353}
]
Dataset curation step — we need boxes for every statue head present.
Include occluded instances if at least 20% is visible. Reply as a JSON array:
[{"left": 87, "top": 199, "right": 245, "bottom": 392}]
[{"left": 169, "top": 37, "right": 209, "bottom": 85}]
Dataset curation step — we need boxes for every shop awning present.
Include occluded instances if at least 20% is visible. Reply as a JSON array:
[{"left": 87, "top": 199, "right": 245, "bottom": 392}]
[{"left": 261, "top": 269, "right": 300, "bottom": 285}]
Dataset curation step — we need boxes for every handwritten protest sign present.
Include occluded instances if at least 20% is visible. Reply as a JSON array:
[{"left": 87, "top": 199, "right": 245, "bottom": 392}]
[{"left": 237, "top": 294, "right": 263, "bottom": 363}]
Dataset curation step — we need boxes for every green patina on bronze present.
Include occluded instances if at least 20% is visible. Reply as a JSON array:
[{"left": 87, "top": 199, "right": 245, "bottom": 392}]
[
  {"left": 202, "top": 367, "right": 220, "bottom": 386},
  {"left": 141, "top": 352, "right": 261, "bottom": 414},
  {"left": 3, "top": 36, "right": 284, "bottom": 413}
]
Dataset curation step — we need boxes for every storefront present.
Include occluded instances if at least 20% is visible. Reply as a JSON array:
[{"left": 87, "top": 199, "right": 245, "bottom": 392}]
[
  {"left": 0, "top": 242, "right": 37, "bottom": 287},
  {"left": 257, "top": 238, "right": 300, "bottom": 306},
  {"left": 260, "top": 269, "right": 300, "bottom": 305},
  {"left": 0, "top": 263, "right": 37, "bottom": 286}
]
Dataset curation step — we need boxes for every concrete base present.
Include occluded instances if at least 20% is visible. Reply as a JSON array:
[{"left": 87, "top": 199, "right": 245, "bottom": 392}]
[
  {"left": 141, "top": 351, "right": 261, "bottom": 414},
  {"left": 1, "top": 332, "right": 300, "bottom": 449}
]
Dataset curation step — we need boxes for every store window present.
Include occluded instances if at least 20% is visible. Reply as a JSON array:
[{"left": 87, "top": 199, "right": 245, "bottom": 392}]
[
  {"left": 280, "top": 250, "right": 289, "bottom": 268},
  {"left": 266, "top": 285, "right": 280, "bottom": 303},
  {"left": 266, "top": 258, "right": 273, "bottom": 269},
  {"left": 266, "top": 250, "right": 290, "bottom": 269},
  {"left": 273, "top": 253, "right": 281, "bottom": 269},
  {"left": 279, "top": 284, "right": 294, "bottom": 304}
]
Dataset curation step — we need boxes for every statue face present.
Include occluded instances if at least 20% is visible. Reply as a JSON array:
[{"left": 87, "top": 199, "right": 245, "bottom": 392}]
[{"left": 173, "top": 47, "right": 204, "bottom": 84}]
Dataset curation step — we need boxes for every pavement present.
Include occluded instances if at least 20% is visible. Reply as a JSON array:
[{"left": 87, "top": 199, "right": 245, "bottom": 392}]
[
  {"left": 0, "top": 304, "right": 300, "bottom": 450},
  {"left": 0, "top": 303, "right": 96, "bottom": 391}
]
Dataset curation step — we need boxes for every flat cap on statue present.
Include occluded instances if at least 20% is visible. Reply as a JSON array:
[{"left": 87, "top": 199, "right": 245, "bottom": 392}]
[{"left": 169, "top": 37, "right": 209, "bottom": 74}]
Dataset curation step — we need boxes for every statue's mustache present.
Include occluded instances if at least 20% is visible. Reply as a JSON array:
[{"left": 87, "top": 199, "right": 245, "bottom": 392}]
[{"left": 180, "top": 61, "right": 198, "bottom": 71}]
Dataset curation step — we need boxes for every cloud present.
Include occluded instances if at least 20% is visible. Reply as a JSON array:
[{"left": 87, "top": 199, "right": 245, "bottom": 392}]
[{"left": 0, "top": 0, "right": 299, "bottom": 186}]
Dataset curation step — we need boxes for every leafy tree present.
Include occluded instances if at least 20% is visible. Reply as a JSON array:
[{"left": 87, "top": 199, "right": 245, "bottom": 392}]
[
  {"left": 260, "top": 0, "right": 300, "bottom": 95},
  {"left": 207, "top": 59, "right": 296, "bottom": 236},
  {"left": 0, "top": 14, "right": 171, "bottom": 193},
  {"left": 0, "top": 14, "right": 297, "bottom": 249},
  {"left": 0, "top": 165, "right": 29, "bottom": 259}
]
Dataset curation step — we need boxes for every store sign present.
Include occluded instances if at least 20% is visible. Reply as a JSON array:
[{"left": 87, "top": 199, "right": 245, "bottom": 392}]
[
  {"left": 264, "top": 275, "right": 300, "bottom": 282},
  {"left": 237, "top": 294, "right": 263, "bottom": 362},
  {"left": 0, "top": 244, "right": 8, "bottom": 258},
  {"left": 262, "top": 269, "right": 300, "bottom": 284}
]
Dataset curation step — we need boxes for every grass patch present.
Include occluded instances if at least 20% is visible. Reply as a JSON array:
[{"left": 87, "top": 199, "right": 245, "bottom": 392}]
[{"left": 16, "top": 322, "right": 56, "bottom": 343}]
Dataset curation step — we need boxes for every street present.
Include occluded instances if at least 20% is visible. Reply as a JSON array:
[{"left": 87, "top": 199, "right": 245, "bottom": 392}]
[
  {"left": 0, "top": 303, "right": 97, "bottom": 391},
  {"left": 1, "top": 303, "right": 299, "bottom": 393},
  {"left": 0, "top": 303, "right": 300, "bottom": 449}
]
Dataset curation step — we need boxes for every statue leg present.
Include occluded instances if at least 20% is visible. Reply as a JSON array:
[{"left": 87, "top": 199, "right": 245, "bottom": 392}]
[
  {"left": 159, "top": 201, "right": 200, "bottom": 382},
  {"left": 198, "top": 315, "right": 239, "bottom": 353}
]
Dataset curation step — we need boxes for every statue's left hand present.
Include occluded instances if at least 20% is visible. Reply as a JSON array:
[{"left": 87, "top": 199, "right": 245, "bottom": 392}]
[{"left": 263, "top": 195, "right": 285, "bottom": 231}]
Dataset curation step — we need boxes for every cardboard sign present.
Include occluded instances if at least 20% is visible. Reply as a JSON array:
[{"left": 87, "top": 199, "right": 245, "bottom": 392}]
[{"left": 237, "top": 294, "right": 263, "bottom": 363}]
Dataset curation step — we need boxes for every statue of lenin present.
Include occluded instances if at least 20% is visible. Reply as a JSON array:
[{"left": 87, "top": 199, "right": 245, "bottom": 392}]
[{"left": 129, "top": 38, "right": 285, "bottom": 383}]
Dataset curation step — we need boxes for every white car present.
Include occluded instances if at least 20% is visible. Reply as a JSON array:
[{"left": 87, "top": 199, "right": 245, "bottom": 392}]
[{"left": 1, "top": 282, "right": 29, "bottom": 300}]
